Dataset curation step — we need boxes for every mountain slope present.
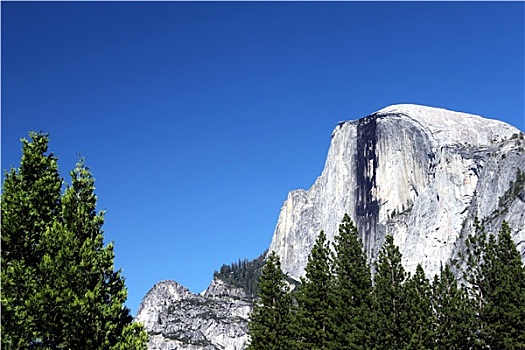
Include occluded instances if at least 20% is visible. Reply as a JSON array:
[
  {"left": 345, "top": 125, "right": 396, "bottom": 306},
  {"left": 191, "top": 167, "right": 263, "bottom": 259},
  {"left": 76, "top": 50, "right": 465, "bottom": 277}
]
[
  {"left": 269, "top": 104, "right": 524, "bottom": 280},
  {"left": 137, "top": 104, "right": 525, "bottom": 350}
]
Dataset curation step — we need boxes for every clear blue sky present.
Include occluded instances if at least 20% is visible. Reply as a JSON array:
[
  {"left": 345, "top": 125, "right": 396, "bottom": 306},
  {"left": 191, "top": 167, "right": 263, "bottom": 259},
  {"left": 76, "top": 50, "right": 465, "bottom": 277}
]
[{"left": 2, "top": 2, "right": 524, "bottom": 316}]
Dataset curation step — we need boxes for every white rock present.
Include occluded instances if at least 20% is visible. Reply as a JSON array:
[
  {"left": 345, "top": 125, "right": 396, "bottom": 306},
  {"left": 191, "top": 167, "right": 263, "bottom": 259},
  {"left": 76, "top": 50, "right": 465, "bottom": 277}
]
[
  {"left": 269, "top": 104, "right": 524, "bottom": 280},
  {"left": 136, "top": 279, "right": 252, "bottom": 350}
]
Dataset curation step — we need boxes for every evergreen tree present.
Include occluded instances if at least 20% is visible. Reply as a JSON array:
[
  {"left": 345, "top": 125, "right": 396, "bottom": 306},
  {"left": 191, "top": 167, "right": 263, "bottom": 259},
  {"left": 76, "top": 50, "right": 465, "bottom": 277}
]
[
  {"left": 1, "top": 133, "right": 148, "bottom": 349},
  {"left": 485, "top": 221, "right": 525, "bottom": 349},
  {"left": 294, "top": 231, "right": 335, "bottom": 350},
  {"left": 247, "top": 251, "right": 294, "bottom": 350},
  {"left": 1, "top": 132, "right": 62, "bottom": 348},
  {"left": 214, "top": 250, "right": 268, "bottom": 297},
  {"left": 372, "top": 235, "right": 408, "bottom": 350},
  {"left": 403, "top": 264, "right": 435, "bottom": 350},
  {"left": 331, "top": 214, "right": 373, "bottom": 349},
  {"left": 432, "top": 263, "right": 475, "bottom": 350},
  {"left": 464, "top": 220, "right": 525, "bottom": 349}
]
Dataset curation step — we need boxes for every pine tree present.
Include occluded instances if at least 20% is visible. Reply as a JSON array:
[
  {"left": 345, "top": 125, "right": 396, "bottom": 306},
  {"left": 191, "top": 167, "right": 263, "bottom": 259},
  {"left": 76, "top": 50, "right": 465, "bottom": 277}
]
[
  {"left": 372, "top": 235, "right": 408, "bottom": 350},
  {"left": 1, "top": 132, "right": 62, "bottom": 348},
  {"left": 464, "top": 220, "right": 525, "bottom": 349},
  {"left": 247, "top": 251, "right": 294, "bottom": 350},
  {"left": 481, "top": 221, "right": 525, "bottom": 349},
  {"left": 294, "top": 230, "right": 335, "bottom": 350},
  {"left": 331, "top": 214, "right": 373, "bottom": 349},
  {"left": 432, "top": 263, "right": 475, "bottom": 350},
  {"left": 1, "top": 133, "right": 148, "bottom": 349},
  {"left": 404, "top": 264, "right": 435, "bottom": 350}
]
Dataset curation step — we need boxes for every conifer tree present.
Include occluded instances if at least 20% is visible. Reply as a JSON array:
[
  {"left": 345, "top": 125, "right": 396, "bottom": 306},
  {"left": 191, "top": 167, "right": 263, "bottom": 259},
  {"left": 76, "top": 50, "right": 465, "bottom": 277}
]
[
  {"left": 464, "top": 220, "right": 525, "bottom": 349},
  {"left": 432, "top": 263, "right": 475, "bottom": 350},
  {"left": 247, "top": 251, "right": 294, "bottom": 350},
  {"left": 372, "top": 235, "right": 408, "bottom": 350},
  {"left": 331, "top": 214, "right": 373, "bottom": 349},
  {"left": 294, "top": 230, "right": 335, "bottom": 350},
  {"left": 1, "top": 133, "right": 148, "bottom": 349},
  {"left": 485, "top": 221, "right": 525, "bottom": 349},
  {"left": 404, "top": 264, "right": 435, "bottom": 350},
  {"left": 1, "top": 132, "right": 62, "bottom": 347}
]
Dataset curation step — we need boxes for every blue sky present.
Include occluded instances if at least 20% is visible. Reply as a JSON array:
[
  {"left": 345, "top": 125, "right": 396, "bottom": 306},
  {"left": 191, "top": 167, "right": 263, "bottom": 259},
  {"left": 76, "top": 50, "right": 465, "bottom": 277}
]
[{"left": 2, "top": 2, "right": 524, "bottom": 316}]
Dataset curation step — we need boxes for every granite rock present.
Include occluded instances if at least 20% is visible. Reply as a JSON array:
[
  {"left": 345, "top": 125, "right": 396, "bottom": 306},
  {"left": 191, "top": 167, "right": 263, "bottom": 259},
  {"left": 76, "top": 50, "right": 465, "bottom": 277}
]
[
  {"left": 269, "top": 104, "right": 525, "bottom": 280},
  {"left": 136, "top": 279, "right": 252, "bottom": 350}
]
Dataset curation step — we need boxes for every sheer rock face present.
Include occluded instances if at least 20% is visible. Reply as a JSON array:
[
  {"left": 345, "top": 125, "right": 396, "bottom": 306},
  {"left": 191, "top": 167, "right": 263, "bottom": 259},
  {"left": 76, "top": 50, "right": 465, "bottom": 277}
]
[
  {"left": 136, "top": 279, "right": 252, "bottom": 350},
  {"left": 269, "top": 104, "right": 525, "bottom": 280},
  {"left": 137, "top": 104, "right": 525, "bottom": 350}
]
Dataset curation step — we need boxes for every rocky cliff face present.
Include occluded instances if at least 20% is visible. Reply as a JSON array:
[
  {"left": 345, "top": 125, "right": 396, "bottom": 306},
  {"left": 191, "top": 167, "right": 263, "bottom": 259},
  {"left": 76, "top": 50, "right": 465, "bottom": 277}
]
[
  {"left": 269, "top": 104, "right": 525, "bottom": 280},
  {"left": 136, "top": 279, "right": 252, "bottom": 350},
  {"left": 137, "top": 104, "right": 525, "bottom": 350}
]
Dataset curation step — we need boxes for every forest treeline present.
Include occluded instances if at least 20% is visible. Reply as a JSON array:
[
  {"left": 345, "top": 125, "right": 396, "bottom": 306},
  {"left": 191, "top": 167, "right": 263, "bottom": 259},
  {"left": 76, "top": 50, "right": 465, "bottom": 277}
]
[
  {"left": 214, "top": 250, "right": 268, "bottom": 297},
  {"left": 247, "top": 214, "right": 525, "bottom": 350}
]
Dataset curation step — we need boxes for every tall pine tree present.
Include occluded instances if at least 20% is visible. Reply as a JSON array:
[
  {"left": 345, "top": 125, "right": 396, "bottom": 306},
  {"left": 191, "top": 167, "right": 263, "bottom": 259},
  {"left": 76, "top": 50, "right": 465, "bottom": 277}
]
[
  {"left": 485, "top": 221, "right": 525, "bottom": 349},
  {"left": 1, "top": 132, "right": 62, "bottom": 348},
  {"left": 403, "top": 264, "right": 435, "bottom": 350},
  {"left": 294, "top": 230, "right": 335, "bottom": 350},
  {"left": 331, "top": 214, "right": 373, "bottom": 349},
  {"left": 464, "top": 220, "right": 525, "bottom": 349},
  {"left": 247, "top": 251, "right": 294, "bottom": 350},
  {"left": 1, "top": 133, "right": 148, "bottom": 349},
  {"left": 372, "top": 235, "right": 408, "bottom": 350},
  {"left": 432, "top": 263, "right": 475, "bottom": 350}
]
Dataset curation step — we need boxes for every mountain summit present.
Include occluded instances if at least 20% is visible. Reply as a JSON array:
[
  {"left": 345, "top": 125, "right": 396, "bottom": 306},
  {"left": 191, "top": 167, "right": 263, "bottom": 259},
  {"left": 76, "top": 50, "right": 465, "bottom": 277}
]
[
  {"left": 368, "top": 104, "right": 517, "bottom": 146},
  {"left": 138, "top": 104, "right": 525, "bottom": 350},
  {"left": 269, "top": 103, "right": 524, "bottom": 281}
]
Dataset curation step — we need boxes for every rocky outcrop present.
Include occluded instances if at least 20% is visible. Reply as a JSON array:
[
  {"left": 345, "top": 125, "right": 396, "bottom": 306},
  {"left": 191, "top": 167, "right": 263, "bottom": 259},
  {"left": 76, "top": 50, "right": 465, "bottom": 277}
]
[
  {"left": 269, "top": 104, "right": 525, "bottom": 281},
  {"left": 136, "top": 279, "right": 252, "bottom": 350}
]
